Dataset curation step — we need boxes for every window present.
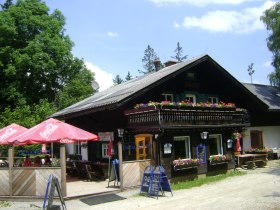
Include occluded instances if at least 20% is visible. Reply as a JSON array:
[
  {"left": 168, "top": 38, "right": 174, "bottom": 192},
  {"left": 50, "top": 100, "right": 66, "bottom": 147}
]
[
  {"left": 173, "top": 136, "right": 191, "bottom": 159},
  {"left": 208, "top": 97, "right": 218, "bottom": 104},
  {"left": 74, "top": 141, "right": 81, "bottom": 155},
  {"left": 209, "top": 134, "right": 223, "bottom": 155},
  {"left": 250, "top": 130, "right": 263, "bottom": 148},
  {"left": 135, "top": 134, "right": 152, "bottom": 160},
  {"left": 161, "top": 93, "right": 173, "bottom": 101},
  {"left": 185, "top": 94, "right": 196, "bottom": 103},
  {"left": 102, "top": 143, "right": 109, "bottom": 158}
]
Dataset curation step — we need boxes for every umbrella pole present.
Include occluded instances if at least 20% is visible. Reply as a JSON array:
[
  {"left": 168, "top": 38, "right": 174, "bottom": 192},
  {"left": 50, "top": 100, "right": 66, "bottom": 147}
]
[
  {"left": 107, "top": 156, "right": 111, "bottom": 187},
  {"left": 51, "top": 142, "right": 54, "bottom": 159}
]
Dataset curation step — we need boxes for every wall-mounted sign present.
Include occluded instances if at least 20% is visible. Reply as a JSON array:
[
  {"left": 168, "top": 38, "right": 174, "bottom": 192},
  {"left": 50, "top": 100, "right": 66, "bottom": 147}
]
[
  {"left": 98, "top": 132, "right": 114, "bottom": 142},
  {"left": 164, "top": 143, "right": 172, "bottom": 154},
  {"left": 196, "top": 144, "right": 206, "bottom": 164}
]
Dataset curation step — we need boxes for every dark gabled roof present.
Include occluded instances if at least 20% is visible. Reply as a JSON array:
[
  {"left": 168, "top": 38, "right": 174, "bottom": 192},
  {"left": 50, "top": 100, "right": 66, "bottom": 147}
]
[
  {"left": 51, "top": 54, "right": 279, "bottom": 119},
  {"left": 242, "top": 83, "right": 280, "bottom": 111},
  {"left": 51, "top": 54, "right": 209, "bottom": 118}
]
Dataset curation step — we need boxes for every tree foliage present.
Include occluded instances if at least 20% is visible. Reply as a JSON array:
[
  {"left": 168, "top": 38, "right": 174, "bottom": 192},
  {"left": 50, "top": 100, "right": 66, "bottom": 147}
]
[
  {"left": 172, "top": 42, "right": 187, "bottom": 62},
  {"left": 139, "top": 45, "right": 157, "bottom": 74},
  {"left": 261, "top": 2, "right": 280, "bottom": 88},
  {"left": 125, "top": 71, "right": 133, "bottom": 81},
  {"left": 113, "top": 74, "right": 123, "bottom": 85},
  {"left": 0, "top": 0, "right": 95, "bottom": 126},
  {"left": 247, "top": 63, "right": 255, "bottom": 84}
]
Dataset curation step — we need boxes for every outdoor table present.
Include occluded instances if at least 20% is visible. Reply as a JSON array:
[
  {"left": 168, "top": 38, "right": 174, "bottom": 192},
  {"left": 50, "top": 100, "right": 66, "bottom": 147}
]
[{"left": 236, "top": 154, "right": 267, "bottom": 168}]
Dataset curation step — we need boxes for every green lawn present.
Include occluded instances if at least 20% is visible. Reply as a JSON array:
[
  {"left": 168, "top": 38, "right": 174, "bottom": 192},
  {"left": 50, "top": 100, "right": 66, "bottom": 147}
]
[{"left": 171, "top": 171, "right": 246, "bottom": 190}]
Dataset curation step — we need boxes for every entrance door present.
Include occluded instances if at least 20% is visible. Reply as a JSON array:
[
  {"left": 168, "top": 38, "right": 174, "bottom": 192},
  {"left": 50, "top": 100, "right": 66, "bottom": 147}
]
[{"left": 135, "top": 134, "right": 152, "bottom": 160}]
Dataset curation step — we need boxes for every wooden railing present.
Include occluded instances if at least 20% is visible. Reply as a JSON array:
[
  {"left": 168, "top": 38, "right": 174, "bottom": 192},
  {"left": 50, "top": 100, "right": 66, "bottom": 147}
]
[{"left": 124, "top": 106, "right": 249, "bottom": 128}]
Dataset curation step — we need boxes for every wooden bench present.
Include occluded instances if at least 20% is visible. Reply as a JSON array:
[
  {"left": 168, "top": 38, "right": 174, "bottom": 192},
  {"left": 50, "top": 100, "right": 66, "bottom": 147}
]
[
  {"left": 254, "top": 160, "right": 266, "bottom": 168},
  {"left": 242, "top": 161, "right": 255, "bottom": 169}
]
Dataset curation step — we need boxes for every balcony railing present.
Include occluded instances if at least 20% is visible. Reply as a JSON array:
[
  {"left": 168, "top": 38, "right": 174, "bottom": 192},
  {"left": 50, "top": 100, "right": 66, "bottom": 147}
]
[{"left": 124, "top": 106, "right": 250, "bottom": 128}]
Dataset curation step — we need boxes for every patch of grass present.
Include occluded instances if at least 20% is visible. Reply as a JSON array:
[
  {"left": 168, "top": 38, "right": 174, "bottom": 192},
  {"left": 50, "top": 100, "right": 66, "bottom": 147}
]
[
  {"left": 171, "top": 171, "right": 246, "bottom": 190},
  {"left": 0, "top": 201, "right": 11, "bottom": 207}
]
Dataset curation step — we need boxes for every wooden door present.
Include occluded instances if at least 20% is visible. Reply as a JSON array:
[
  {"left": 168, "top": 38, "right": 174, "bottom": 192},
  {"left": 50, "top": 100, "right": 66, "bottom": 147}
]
[{"left": 135, "top": 135, "right": 152, "bottom": 160}]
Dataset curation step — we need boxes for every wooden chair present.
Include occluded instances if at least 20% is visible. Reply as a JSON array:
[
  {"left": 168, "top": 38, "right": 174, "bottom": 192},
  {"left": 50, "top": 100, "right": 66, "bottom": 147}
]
[
  {"left": 85, "top": 164, "right": 99, "bottom": 181},
  {"left": 74, "top": 161, "right": 87, "bottom": 179}
]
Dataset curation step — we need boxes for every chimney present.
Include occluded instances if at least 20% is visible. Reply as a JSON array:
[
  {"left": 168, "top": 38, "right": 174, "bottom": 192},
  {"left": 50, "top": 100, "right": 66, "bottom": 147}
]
[
  {"left": 164, "top": 60, "right": 178, "bottom": 67},
  {"left": 154, "top": 58, "right": 161, "bottom": 71}
]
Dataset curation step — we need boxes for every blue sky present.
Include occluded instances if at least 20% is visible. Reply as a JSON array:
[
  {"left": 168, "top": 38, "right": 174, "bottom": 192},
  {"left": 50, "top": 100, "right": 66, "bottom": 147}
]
[{"left": 44, "top": 0, "right": 275, "bottom": 91}]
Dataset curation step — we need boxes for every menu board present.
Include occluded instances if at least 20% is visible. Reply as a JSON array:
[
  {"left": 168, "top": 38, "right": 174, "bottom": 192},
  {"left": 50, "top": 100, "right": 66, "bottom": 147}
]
[
  {"left": 196, "top": 144, "right": 206, "bottom": 164},
  {"left": 140, "top": 165, "right": 154, "bottom": 193},
  {"left": 149, "top": 173, "right": 160, "bottom": 196},
  {"left": 43, "top": 174, "right": 66, "bottom": 210},
  {"left": 140, "top": 165, "right": 172, "bottom": 198}
]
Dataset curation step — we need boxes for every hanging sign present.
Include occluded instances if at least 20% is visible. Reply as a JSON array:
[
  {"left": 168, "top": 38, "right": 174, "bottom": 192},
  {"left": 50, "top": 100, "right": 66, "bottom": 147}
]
[{"left": 164, "top": 143, "right": 172, "bottom": 154}]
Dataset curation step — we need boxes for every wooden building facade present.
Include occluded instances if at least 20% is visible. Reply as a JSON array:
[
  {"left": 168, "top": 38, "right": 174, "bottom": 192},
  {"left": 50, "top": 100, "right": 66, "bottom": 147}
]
[{"left": 51, "top": 54, "right": 279, "bottom": 187}]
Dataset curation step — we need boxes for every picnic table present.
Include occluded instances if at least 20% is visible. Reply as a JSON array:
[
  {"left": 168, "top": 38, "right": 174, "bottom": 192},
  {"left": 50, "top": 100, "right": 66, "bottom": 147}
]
[{"left": 236, "top": 154, "right": 268, "bottom": 169}]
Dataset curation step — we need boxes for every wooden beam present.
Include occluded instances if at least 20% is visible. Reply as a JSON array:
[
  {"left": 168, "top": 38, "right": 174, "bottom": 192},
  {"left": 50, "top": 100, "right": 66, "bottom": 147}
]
[
  {"left": 60, "top": 144, "right": 67, "bottom": 197},
  {"left": 118, "top": 141, "right": 123, "bottom": 191}
]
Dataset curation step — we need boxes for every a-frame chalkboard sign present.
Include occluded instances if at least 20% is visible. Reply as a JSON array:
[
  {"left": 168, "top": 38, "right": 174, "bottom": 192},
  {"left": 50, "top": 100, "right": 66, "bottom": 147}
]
[
  {"left": 140, "top": 165, "right": 154, "bottom": 194},
  {"left": 108, "top": 159, "right": 120, "bottom": 187},
  {"left": 43, "top": 174, "right": 67, "bottom": 210},
  {"left": 140, "top": 165, "right": 173, "bottom": 199}
]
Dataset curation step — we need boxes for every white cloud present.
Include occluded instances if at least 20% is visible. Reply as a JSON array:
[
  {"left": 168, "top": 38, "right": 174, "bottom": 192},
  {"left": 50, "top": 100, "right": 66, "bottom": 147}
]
[
  {"left": 107, "top": 31, "right": 119, "bottom": 37},
  {"left": 85, "top": 61, "right": 114, "bottom": 91},
  {"left": 179, "top": 1, "right": 275, "bottom": 33},
  {"left": 150, "top": 0, "right": 258, "bottom": 7}
]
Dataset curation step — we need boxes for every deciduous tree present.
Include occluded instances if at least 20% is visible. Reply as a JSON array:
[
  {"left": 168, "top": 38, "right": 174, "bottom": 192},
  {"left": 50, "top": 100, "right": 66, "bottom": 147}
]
[{"left": 261, "top": 2, "right": 280, "bottom": 88}]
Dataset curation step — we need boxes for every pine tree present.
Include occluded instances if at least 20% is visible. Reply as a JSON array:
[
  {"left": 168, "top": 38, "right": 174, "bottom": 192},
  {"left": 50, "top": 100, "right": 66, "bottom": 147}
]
[
  {"left": 125, "top": 71, "right": 133, "bottom": 81},
  {"left": 113, "top": 75, "right": 123, "bottom": 85},
  {"left": 247, "top": 63, "right": 255, "bottom": 84},
  {"left": 172, "top": 42, "right": 187, "bottom": 62},
  {"left": 139, "top": 45, "right": 157, "bottom": 74}
]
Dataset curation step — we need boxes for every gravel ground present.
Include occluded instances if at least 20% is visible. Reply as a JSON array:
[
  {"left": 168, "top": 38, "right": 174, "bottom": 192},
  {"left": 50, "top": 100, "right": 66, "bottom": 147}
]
[{"left": 1, "top": 160, "right": 280, "bottom": 210}]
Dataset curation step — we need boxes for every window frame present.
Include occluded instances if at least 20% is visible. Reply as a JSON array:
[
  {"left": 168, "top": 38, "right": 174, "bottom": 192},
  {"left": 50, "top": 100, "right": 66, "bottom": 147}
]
[
  {"left": 161, "top": 93, "right": 173, "bottom": 101},
  {"left": 208, "top": 96, "right": 219, "bottom": 104},
  {"left": 102, "top": 143, "right": 110, "bottom": 158},
  {"left": 173, "top": 136, "right": 191, "bottom": 159},
  {"left": 185, "top": 94, "right": 196, "bottom": 103},
  {"left": 209, "top": 134, "right": 223, "bottom": 155}
]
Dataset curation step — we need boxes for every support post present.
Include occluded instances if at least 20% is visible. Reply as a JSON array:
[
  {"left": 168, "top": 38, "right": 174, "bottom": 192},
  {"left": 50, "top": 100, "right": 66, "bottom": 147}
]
[
  {"left": 118, "top": 141, "right": 123, "bottom": 191},
  {"left": 60, "top": 144, "right": 67, "bottom": 197},
  {"left": 8, "top": 146, "right": 14, "bottom": 196}
]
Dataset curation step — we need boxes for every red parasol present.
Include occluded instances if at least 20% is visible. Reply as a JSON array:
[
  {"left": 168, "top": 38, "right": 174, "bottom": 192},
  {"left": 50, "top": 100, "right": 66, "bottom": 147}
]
[
  {"left": 235, "top": 132, "right": 242, "bottom": 152},
  {"left": 108, "top": 136, "right": 114, "bottom": 157},
  {"left": 10, "top": 118, "right": 98, "bottom": 145},
  {"left": 0, "top": 123, "right": 28, "bottom": 145}
]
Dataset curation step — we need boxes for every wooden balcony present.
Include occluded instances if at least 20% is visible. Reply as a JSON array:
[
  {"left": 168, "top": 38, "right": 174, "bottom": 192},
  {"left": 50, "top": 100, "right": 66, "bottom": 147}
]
[{"left": 124, "top": 106, "right": 250, "bottom": 129}]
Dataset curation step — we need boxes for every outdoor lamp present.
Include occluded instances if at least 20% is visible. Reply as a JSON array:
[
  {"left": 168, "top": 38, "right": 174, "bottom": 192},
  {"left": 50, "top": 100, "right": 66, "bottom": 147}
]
[
  {"left": 227, "top": 139, "right": 233, "bottom": 149},
  {"left": 200, "top": 132, "right": 208, "bottom": 140},
  {"left": 117, "top": 128, "right": 124, "bottom": 138}
]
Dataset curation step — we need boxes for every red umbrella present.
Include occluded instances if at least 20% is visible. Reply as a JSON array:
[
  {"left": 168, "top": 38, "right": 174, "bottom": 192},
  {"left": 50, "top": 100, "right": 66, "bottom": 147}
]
[
  {"left": 235, "top": 132, "right": 242, "bottom": 152},
  {"left": 11, "top": 118, "right": 98, "bottom": 145},
  {"left": 0, "top": 123, "right": 28, "bottom": 145},
  {"left": 236, "top": 138, "right": 242, "bottom": 152},
  {"left": 108, "top": 136, "right": 114, "bottom": 157}
]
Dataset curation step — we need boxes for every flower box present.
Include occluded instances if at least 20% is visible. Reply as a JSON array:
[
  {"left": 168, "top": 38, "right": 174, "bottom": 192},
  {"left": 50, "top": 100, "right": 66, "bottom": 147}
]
[
  {"left": 173, "top": 158, "right": 202, "bottom": 171},
  {"left": 209, "top": 154, "right": 232, "bottom": 165},
  {"left": 133, "top": 101, "right": 236, "bottom": 110}
]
